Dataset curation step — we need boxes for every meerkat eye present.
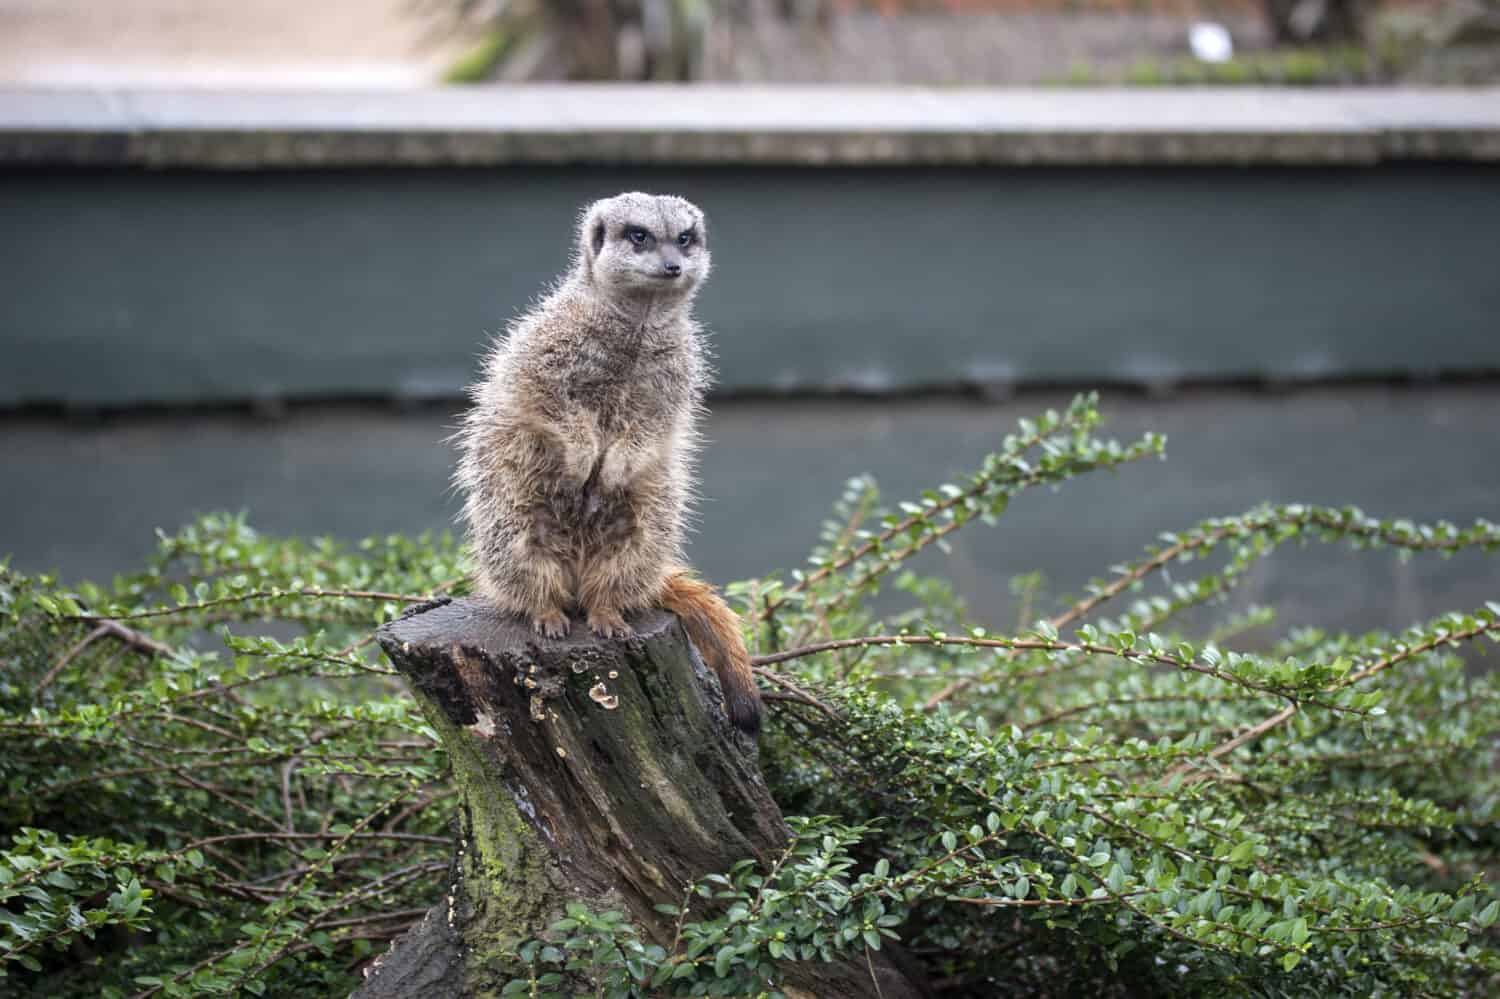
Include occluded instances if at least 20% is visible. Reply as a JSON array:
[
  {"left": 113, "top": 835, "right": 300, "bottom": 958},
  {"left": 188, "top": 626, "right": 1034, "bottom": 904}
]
[
  {"left": 676, "top": 231, "right": 695, "bottom": 248},
  {"left": 626, "top": 226, "right": 649, "bottom": 246}
]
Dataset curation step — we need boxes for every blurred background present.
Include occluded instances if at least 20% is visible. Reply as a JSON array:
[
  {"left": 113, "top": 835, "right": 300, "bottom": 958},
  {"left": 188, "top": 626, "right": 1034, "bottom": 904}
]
[
  {"left": 4, "top": 0, "right": 1500, "bottom": 87},
  {"left": 1, "top": 0, "right": 1497, "bottom": 638}
]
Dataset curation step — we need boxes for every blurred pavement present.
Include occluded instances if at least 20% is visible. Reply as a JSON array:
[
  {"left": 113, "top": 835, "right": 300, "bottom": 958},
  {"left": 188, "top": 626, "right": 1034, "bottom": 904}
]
[{"left": 0, "top": 0, "right": 464, "bottom": 88}]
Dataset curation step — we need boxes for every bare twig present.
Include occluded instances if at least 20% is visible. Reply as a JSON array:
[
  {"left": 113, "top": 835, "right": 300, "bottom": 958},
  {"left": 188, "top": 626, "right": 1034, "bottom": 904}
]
[
  {"left": 174, "top": 831, "right": 449, "bottom": 855},
  {"left": 1021, "top": 692, "right": 1248, "bottom": 731},
  {"left": 752, "top": 666, "right": 842, "bottom": 721},
  {"left": 39, "top": 619, "right": 177, "bottom": 691},
  {"left": 753, "top": 632, "right": 1301, "bottom": 706},
  {"left": 923, "top": 508, "right": 1496, "bottom": 710},
  {"left": 754, "top": 423, "right": 1059, "bottom": 623},
  {"left": 281, "top": 757, "right": 302, "bottom": 833},
  {"left": 38, "top": 625, "right": 108, "bottom": 691},
  {"left": 1170, "top": 615, "right": 1499, "bottom": 777},
  {"left": 67, "top": 587, "right": 438, "bottom": 623}
]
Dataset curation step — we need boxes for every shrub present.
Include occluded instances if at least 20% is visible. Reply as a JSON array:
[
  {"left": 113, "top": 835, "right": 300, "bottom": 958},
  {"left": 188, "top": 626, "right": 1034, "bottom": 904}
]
[{"left": 2, "top": 393, "right": 1498, "bottom": 996}]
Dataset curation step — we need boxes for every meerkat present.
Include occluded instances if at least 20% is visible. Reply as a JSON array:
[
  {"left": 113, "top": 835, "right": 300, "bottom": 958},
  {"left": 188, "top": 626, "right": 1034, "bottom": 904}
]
[{"left": 454, "top": 192, "right": 761, "bottom": 734}]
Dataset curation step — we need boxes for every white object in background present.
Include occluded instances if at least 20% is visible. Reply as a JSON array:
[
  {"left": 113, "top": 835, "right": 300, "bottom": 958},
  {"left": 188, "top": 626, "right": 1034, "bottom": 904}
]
[{"left": 1189, "top": 23, "right": 1235, "bottom": 63}]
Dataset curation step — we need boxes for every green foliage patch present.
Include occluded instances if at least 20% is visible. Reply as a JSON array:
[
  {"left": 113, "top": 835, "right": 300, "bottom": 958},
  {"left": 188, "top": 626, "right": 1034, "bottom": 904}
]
[
  {"left": 1051, "top": 45, "right": 1397, "bottom": 88},
  {"left": 2, "top": 393, "right": 1498, "bottom": 996}
]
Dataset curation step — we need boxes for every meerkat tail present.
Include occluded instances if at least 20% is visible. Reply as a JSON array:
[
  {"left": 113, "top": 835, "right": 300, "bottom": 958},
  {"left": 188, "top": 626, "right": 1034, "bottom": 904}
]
[{"left": 658, "top": 569, "right": 762, "bottom": 734}]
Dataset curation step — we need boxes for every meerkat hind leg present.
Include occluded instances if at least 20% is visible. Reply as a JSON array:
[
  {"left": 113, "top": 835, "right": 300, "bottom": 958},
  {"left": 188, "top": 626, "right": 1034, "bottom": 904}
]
[
  {"left": 533, "top": 607, "right": 571, "bottom": 639},
  {"left": 485, "top": 532, "right": 574, "bottom": 639},
  {"left": 585, "top": 606, "right": 631, "bottom": 640},
  {"left": 510, "top": 503, "right": 580, "bottom": 639},
  {"left": 580, "top": 549, "right": 660, "bottom": 641}
]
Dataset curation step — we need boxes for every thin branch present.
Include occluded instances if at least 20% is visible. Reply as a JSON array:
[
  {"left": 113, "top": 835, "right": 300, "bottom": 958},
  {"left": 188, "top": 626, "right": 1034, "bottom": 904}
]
[
  {"left": 1167, "top": 705, "right": 1300, "bottom": 782},
  {"left": 1336, "top": 618, "right": 1497, "bottom": 688},
  {"left": 1173, "top": 614, "right": 1498, "bottom": 777},
  {"left": 923, "top": 508, "right": 1498, "bottom": 709},
  {"left": 67, "top": 587, "right": 439, "bottom": 623},
  {"left": 38, "top": 625, "right": 108, "bottom": 690},
  {"left": 316, "top": 908, "right": 430, "bottom": 932},
  {"left": 281, "top": 757, "right": 302, "bottom": 833},
  {"left": 753, "top": 632, "right": 1299, "bottom": 706},
  {"left": 39, "top": 619, "right": 177, "bottom": 691},
  {"left": 1021, "top": 692, "right": 1249, "bottom": 731},
  {"left": 752, "top": 666, "right": 842, "bottom": 721},
  {"left": 755, "top": 423, "right": 1061, "bottom": 622},
  {"left": 945, "top": 889, "right": 1151, "bottom": 908},
  {"left": 175, "top": 831, "right": 450, "bottom": 855}
]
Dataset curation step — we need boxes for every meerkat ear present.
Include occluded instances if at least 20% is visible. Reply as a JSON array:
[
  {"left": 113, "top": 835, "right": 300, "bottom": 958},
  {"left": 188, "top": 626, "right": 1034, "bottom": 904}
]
[{"left": 577, "top": 203, "right": 608, "bottom": 272}]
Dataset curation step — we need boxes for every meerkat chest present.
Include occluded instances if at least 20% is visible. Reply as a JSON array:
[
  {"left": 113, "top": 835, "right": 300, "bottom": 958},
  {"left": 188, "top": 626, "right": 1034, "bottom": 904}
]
[{"left": 564, "top": 334, "right": 691, "bottom": 433}]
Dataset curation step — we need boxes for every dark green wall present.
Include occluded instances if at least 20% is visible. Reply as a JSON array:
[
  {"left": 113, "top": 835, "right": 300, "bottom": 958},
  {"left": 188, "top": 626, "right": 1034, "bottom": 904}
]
[
  {"left": 2, "top": 388, "right": 1496, "bottom": 641},
  {"left": 3, "top": 163, "right": 1498, "bottom": 408}
]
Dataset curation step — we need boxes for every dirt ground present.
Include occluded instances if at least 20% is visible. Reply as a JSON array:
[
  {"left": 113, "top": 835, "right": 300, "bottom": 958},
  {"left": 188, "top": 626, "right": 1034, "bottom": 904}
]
[{"left": 0, "top": 0, "right": 472, "bottom": 87}]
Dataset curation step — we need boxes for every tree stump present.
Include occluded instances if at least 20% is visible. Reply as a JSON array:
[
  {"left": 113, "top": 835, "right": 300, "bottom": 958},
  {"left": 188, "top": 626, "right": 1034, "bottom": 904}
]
[{"left": 354, "top": 598, "right": 927, "bottom": 998}]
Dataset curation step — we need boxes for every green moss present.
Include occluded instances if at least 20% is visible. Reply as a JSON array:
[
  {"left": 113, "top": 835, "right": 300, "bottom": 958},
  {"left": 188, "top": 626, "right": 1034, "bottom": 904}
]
[
  {"left": 443, "top": 29, "right": 512, "bottom": 86},
  {"left": 1174, "top": 60, "right": 1210, "bottom": 85},
  {"left": 1064, "top": 61, "right": 1097, "bottom": 86},
  {"left": 1125, "top": 59, "right": 1166, "bottom": 86},
  {"left": 1281, "top": 49, "right": 1333, "bottom": 85},
  {"left": 1209, "top": 58, "right": 1254, "bottom": 85},
  {"left": 409, "top": 691, "right": 550, "bottom": 952},
  {"left": 1333, "top": 44, "right": 1371, "bottom": 82}
]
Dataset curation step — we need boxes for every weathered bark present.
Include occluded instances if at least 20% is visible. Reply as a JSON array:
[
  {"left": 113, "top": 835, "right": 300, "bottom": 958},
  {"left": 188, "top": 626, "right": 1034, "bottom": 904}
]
[{"left": 354, "top": 597, "right": 926, "bottom": 998}]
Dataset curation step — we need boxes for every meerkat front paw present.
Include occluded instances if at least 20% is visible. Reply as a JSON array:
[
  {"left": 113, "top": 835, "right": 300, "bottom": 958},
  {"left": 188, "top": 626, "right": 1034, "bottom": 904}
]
[
  {"left": 586, "top": 608, "right": 632, "bottom": 640},
  {"left": 532, "top": 609, "right": 571, "bottom": 639},
  {"left": 598, "top": 444, "right": 633, "bottom": 492},
  {"left": 560, "top": 441, "right": 600, "bottom": 492}
]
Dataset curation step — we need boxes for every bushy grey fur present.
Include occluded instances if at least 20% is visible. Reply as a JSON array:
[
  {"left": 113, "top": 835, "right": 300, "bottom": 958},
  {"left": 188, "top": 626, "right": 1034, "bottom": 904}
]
[{"left": 455, "top": 192, "right": 713, "bottom": 639}]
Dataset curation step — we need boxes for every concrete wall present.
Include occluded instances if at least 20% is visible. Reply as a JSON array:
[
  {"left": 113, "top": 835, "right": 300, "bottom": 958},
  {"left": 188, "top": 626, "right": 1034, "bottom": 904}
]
[{"left": 3, "top": 162, "right": 1499, "bottom": 407}]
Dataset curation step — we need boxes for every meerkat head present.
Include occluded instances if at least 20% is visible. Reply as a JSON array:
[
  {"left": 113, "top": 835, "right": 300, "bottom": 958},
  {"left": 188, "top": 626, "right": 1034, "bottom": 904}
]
[{"left": 575, "top": 192, "right": 711, "bottom": 304}]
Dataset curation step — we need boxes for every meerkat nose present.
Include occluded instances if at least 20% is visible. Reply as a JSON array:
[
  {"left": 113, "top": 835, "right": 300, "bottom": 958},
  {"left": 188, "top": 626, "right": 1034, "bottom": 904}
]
[{"left": 662, "top": 263, "right": 682, "bottom": 278}]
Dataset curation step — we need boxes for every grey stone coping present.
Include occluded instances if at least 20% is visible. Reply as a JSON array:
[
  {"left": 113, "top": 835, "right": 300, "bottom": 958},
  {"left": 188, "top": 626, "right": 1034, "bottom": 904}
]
[{"left": 2, "top": 86, "right": 1498, "bottom": 167}]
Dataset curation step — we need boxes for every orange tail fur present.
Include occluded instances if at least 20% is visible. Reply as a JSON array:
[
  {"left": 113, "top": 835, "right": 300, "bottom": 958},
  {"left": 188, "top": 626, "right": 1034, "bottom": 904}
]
[{"left": 658, "top": 569, "right": 761, "bottom": 734}]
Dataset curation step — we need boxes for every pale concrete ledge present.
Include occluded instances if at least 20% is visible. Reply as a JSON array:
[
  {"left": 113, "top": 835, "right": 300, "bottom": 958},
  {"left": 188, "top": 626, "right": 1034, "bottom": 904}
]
[{"left": 2, "top": 86, "right": 1498, "bottom": 168}]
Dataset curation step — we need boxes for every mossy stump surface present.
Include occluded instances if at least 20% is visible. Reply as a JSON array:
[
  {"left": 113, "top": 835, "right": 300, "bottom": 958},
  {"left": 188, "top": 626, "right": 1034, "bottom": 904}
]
[{"left": 354, "top": 597, "right": 925, "bottom": 999}]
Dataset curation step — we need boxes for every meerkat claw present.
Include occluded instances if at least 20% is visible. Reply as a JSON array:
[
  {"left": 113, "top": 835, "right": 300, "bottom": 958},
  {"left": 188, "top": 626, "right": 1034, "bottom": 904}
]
[
  {"left": 587, "top": 609, "right": 632, "bottom": 640},
  {"left": 533, "top": 610, "right": 570, "bottom": 639}
]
